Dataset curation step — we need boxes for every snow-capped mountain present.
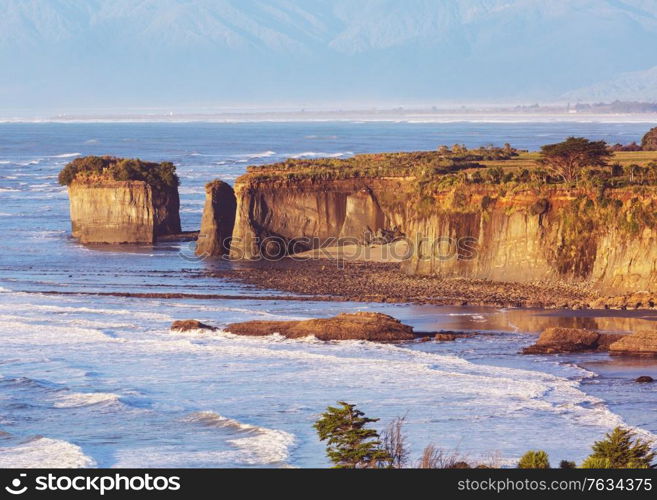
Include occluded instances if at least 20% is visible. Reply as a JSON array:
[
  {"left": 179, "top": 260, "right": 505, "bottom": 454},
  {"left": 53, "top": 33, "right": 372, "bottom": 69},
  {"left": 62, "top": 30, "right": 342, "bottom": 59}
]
[{"left": 2, "top": 0, "right": 657, "bottom": 111}]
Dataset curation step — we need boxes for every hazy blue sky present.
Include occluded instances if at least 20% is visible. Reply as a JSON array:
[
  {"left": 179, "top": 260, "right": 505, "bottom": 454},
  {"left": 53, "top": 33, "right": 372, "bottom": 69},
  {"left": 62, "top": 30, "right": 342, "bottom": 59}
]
[{"left": 2, "top": 0, "right": 657, "bottom": 114}]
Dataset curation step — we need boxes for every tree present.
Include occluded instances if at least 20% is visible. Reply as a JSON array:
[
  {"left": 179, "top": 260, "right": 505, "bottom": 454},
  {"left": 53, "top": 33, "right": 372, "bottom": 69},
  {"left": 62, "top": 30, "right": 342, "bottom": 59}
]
[
  {"left": 581, "top": 427, "right": 655, "bottom": 469},
  {"left": 539, "top": 137, "right": 612, "bottom": 183},
  {"left": 381, "top": 416, "right": 409, "bottom": 468},
  {"left": 517, "top": 450, "right": 551, "bottom": 469},
  {"left": 641, "top": 126, "right": 657, "bottom": 151},
  {"left": 314, "top": 402, "right": 392, "bottom": 468}
]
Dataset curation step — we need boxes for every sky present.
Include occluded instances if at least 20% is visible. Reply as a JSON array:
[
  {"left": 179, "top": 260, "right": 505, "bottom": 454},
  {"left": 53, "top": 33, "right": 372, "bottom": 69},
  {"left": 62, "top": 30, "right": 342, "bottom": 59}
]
[{"left": 2, "top": 0, "right": 657, "bottom": 115}]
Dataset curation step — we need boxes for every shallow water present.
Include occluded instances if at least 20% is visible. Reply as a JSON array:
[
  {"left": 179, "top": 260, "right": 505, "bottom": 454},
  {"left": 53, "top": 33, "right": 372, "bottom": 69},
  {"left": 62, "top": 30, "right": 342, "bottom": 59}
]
[{"left": 0, "top": 121, "right": 656, "bottom": 468}]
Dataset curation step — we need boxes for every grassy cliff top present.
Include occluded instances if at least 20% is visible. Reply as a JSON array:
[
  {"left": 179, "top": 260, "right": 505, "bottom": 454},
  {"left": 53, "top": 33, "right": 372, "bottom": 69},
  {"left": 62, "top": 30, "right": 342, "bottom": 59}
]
[
  {"left": 239, "top": 148, "right": 657, "bottom": 192},
  {"left": 241, "top": 148, "right": 518, "bottom": 183},
  {"left": 58, "top": 156, "right": 179, "bottom": 189}
]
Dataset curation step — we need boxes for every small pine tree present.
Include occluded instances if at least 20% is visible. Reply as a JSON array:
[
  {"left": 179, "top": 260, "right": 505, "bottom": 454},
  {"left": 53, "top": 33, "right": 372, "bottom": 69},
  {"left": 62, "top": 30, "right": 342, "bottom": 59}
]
[
  {"left": 582, "top": 427, "right": 655, "bottom": 469},
  {"left": 314, "top": 402, "right": 392, "bottom": 469},
  {"left": 517, "top": 450, "right": 550, "bottom": 469}
]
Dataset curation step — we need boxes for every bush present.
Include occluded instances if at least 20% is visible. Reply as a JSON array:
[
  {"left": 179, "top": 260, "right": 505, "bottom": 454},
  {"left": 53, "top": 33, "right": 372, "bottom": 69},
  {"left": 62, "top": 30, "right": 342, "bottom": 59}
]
[
  {"left": 518, "top": 450, "right": 551, "bottom": 469},
  {"left": 58, "top": 156, "right": 179, "bottom": 190},
  {"left": 559, "top": 460, "right": 576, "bottom": 469},
  {"left": 581, "top": 427, "right": 655, "bottom": 469}
]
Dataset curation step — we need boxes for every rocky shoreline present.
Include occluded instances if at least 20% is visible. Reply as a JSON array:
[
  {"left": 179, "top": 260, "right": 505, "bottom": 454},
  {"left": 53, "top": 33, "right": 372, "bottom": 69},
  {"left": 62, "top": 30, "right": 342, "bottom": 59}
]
[{"left": 207, "top": 259, "right": 594, "bottom": 309}]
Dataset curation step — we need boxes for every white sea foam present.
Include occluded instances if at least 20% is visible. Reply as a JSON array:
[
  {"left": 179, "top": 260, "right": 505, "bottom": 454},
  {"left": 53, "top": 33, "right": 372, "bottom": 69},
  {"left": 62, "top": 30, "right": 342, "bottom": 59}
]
[
  {"left": 183, "top": 411, "right": 295, "bottom": 465},
  {"left": 50, "top": 153, "right": 80, "bottom": 158},
  {"left": 53, "top": 392, "right": 122, "bottom": 408},
  {"left": 0, "top": 317, "right": 123, "bottom": 345},
  {"left": 238, "top": 151, "right": 276, "bottom": 159},
  {"left": 0, "top": 303, "right": 172, "bottom": 322},
  {"left": 138, "top": 332, "right": 656, "bottom": 448},
  {"left": 0, "top": 437, "right": 96, "bottom": 468},
  {"left": 289, "top": 151, "right": 352, "bottom": 159}
]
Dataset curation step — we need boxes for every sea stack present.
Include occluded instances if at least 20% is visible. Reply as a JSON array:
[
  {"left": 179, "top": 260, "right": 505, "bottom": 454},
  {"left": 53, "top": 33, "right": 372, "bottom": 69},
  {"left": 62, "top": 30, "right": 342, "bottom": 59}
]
[
  {"left": 59, "top": 156, "right": 181, "bottom": 244},
  {"left": 196, "top": 180, "right": 237, "bottom": 257}
]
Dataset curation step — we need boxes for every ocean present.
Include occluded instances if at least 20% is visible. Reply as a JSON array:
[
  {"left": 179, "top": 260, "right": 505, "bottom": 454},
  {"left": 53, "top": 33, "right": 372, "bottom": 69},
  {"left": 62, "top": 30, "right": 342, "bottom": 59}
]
[{"left": 0, "top": 121, "right": 656, "bottom": 468}]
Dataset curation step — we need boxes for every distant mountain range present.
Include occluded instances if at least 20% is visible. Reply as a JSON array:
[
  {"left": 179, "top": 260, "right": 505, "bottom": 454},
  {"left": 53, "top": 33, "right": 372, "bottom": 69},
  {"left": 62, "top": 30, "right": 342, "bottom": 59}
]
[{"left": 2, "top": 0, "right": 657, "bottom": 113}]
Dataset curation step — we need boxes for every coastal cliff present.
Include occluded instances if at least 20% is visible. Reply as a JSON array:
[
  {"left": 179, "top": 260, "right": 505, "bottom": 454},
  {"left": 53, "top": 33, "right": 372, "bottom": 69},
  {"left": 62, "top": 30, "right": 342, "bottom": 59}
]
[
  {"left": 60, "top": 156, "right": 181, "bottom": 244},
  {"left": 231, "top": 176, "right": 409, "bottom": 259},
  {"left": 230, "top": 150, "right": 657, "bottom": 294}
]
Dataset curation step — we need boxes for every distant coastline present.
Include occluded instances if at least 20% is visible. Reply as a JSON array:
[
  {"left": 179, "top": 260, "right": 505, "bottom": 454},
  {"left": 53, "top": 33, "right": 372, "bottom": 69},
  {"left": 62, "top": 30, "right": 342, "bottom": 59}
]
[{"left": 3, "top": 103, "right": 657, "bottom": 124}]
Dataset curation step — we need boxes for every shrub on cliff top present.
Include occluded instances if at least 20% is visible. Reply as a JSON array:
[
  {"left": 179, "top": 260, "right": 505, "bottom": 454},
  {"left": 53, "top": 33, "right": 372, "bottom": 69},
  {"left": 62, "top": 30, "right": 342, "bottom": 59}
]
[{"left": 58, "top": 156, "right": 179, "bottom": 190}]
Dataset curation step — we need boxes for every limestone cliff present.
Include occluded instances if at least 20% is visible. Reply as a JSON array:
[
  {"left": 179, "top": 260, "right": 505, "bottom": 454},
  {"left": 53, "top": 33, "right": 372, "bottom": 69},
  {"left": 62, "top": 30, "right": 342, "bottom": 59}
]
[
  {"left": 196, "top": 180, "right": 236, "bottom": 257},
  {"left": 230, "top": 177, "right": 410, "bottom": 259},
  {"left": 68, "top": 180, "right": 181, "bottom": 244},
  {"left": 402, "top": 187, "right": 657, "bottom": 294},
  {"left": 61, "top": 156, "right": 181, "bottom": 244},
  {"left": 230, "top": 166, "right": 657, "bottom": 294}
]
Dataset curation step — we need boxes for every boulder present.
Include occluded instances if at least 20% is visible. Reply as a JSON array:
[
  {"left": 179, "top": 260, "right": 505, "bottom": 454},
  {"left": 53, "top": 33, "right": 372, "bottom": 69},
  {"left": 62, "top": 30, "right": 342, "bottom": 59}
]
[
  {"left": 196, "top": 180, "right": 237, "bottom": 257},
  {"left": 171, "top": 320, "right": 218, "bottom": 332},
  {"left": 522, "top": 328, "right": 627, "bottom": 354},
  {"left": 226, "top": 312, "right": 417, "bottom": 341},
  {"left": 641, "top": 127, "right": 657, "bottom": 151},
  {"left": 434, "top": 333, "right": 458, "bottom": 341},
  {"left": 635, "top": 376, "right": 654, "bottom": 383},
  {"left": 609, "top": 331, "right": 657, "bottom": 356}
]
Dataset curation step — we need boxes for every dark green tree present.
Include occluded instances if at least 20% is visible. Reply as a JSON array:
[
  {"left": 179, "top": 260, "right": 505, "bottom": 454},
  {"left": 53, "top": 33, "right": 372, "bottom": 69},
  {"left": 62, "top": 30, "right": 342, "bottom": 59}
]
[
  {"left": 314, "top": 401, "right": 392, "bottom": 468},
  {"left": 581, "top": 427, "right": 656, "bottom": 469},
  {"left": 539, "top": 137, "right": 612, "bottom": 183}
]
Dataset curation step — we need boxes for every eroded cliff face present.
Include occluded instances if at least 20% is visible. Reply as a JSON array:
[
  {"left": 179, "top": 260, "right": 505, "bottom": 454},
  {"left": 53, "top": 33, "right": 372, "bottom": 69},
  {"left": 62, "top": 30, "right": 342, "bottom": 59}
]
[
  {"left": 230, "top": 177, "right": 410, "bottom": 259},
  {"left": 196, "top": 180, "right": 236, "bottom": 257},
  {"left": 231, "top": 174, "right": 657, "bottom": 294},
  {"left": 68, "top": 180, "right": 181, "bottom": 244},
  {"left": 403, "top": 187, "right": 657, "bottom": 294}
]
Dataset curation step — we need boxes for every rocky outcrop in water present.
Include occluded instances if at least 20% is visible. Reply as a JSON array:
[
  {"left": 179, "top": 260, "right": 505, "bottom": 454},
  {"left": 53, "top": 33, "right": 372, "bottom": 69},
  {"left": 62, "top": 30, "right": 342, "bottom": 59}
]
[
  {"left": 226, "top": 312, "right": 417, "bottom": 341},
  {"left": 196, "top": 180, "right": 237, "bottom": 257},
  {"left": 609, "top": 331, "right": 657, "bottom": 356},
  {"left": 522, "top": 327, "right": 627, "bottom": 354},
  {"left": 68, "top": 180, "right": 180, "bottom": 244},
  {"left": 170, "top": 320, "right": 218, "bottom": 332},
  {"left": 61, "top": 157, "right": 181, "bottom": 244}
]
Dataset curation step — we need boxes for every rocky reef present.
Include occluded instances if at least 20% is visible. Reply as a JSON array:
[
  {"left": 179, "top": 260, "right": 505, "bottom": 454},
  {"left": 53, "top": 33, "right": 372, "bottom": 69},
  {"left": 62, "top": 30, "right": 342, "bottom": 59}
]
[
  {"left": 226, "top": 312, "right": 418, "bottom": 341},
  {"left": 196, "top": 180, "right": 236, "bottom": 257},
  {"left": 60, "top": 156, "right": 181, "bottom": 244},
  {"left": 522, "top": 327, "right": 627, "bottom": 354},
  {"left": 170, "top": 320, "right": 218, "bottom": 332},
  {"left": 609, "top": 331, "right": 657, "bottom": 356}
]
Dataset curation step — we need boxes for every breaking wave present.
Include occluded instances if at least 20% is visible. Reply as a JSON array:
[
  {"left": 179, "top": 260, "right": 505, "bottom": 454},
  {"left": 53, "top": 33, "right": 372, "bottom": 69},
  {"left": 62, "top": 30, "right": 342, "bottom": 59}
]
[
  {"left": 0, "top": 437, "right": 96, "bottom": 468},
  {"left": 182, "top": 411, "right": 295, "bottom": 465}
]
